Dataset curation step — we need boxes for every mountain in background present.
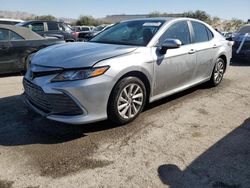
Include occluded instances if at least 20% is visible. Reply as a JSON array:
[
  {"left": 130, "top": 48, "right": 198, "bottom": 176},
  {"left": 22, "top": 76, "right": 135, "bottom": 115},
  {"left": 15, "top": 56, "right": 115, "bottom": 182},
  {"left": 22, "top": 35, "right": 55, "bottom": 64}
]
[
  {"left": 101, "top": 13, "right": 182, "bottom": 23},
  {"left": 0, "top": 10, "right": 35, "bottom": 20},
  {"left": 0, "top": 10, "right": 76, "bottom": 23}
]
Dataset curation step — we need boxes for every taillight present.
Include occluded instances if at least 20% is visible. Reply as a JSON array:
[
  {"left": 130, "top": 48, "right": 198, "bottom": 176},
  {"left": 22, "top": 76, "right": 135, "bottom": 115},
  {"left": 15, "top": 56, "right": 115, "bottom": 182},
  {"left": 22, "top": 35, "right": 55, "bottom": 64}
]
[{"left": 72, "top": 32, "right": 79, "bottom": 38}]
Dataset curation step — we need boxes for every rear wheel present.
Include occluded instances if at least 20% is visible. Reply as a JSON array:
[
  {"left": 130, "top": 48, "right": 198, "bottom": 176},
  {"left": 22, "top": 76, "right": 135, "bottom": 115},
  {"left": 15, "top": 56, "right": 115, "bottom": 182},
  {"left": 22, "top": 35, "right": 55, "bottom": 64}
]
[
  {"left": 108, "top": 77, "right": 146, "bottom": 125},
  {"left": 208, "top": 57, "right": 226, "bottom": 87}
]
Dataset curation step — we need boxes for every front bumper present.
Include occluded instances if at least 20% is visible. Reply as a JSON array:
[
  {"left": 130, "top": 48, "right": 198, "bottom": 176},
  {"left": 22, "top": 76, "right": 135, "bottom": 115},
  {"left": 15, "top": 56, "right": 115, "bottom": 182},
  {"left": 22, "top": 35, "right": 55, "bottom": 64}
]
[{"left": 23, "top": 73, "right": 115, "bottom": 124}]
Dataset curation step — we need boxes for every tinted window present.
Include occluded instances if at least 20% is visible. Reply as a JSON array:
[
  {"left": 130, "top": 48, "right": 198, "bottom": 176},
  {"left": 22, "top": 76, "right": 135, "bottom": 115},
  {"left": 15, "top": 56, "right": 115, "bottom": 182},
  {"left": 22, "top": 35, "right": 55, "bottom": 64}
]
[
  {"left": 0, "top": 29, "right": 9, "bottom": 41},
  {"left": 81, "top": 27, "right": 90, "bottom": 31},
  {"left": 59, "top": 23, "right": 72, "bottom": 33},
  {"left": 10, "top": 31, "right": 24, "bottom": 41},
  {"left": 47, "top": 22, "right": 59, "bottom": 31},
  {"left": 192, "top": 22, "right": 209, "bottom": 43},
  {"left": 158, "top": 21, "right": 191, "bottom": 46},
  {"left": 27, "top": 22, "right": 44, "bottom": 32}
]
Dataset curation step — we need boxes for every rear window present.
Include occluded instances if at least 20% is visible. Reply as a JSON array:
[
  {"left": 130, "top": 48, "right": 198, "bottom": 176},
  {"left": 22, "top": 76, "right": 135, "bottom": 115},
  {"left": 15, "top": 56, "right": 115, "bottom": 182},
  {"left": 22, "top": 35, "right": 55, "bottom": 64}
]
[
  {"left": 27, "top": 22, "right": 44, "bottom": 32},
  {"left": 192, "top": 21, "right": 209, "bottom": 43},
  {"left": 47, "top": 22, "right": 59, "bottom": 31},
  {"left": 10, "top": 31, "right": 24, "bottom": 41},
  {"left": 207, "top": 28, "right": 214, "bottom": 40},
  {"left": 81, "top": 27, "right": 90, "bottom": 31}
]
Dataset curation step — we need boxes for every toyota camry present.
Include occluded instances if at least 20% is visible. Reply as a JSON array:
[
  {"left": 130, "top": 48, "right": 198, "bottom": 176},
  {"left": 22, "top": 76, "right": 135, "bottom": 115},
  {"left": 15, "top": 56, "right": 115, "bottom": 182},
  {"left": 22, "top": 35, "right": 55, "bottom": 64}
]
[{"left": 23, "top": 18, "right": 232, "bottom": 125}]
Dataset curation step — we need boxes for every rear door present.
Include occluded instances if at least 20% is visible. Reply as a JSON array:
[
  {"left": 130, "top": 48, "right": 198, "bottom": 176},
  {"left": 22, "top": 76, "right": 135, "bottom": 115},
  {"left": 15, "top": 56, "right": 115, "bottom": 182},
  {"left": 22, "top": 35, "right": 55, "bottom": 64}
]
[
  {"left": 8, "top": 30, "right": 27, "bottom": 72},
  {"left": 190, "top": 21, "right": 216, "bottom": 81},
  {"left": 0, "top": 28, "right": 12, "bottom": 74}
]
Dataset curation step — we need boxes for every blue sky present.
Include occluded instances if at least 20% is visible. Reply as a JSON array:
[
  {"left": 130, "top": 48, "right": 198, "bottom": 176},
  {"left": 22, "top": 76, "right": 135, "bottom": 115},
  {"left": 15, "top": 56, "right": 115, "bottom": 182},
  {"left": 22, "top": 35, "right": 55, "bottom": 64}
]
[{"left": 0, "top": 0, "right": 249, "bottom": 20}]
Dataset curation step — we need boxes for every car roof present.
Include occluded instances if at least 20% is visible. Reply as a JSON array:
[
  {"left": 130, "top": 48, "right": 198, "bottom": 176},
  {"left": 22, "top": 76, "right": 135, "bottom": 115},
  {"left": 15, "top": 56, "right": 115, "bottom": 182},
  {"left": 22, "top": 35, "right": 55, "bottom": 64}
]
[
  {"left": 0, "top": 24, "right": 44, "bottom": 40},
  {"left": 0, "top": 18, "right": 24, "bottom": 22},
  {"left": 20, "top": 20, "right": 63, "bottom": 24},
  {"left": 119, "top": 17, "right": 205, "bottom": 25},
  {"left": 120, "top": 17, "right": 175, "bottom": 23}
]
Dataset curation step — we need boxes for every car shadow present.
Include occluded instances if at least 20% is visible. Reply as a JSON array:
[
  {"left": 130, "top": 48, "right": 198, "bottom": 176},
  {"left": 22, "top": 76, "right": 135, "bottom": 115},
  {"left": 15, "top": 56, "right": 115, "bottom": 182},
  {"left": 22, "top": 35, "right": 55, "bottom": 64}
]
[
  {"left": 230, "top": 60, "right": 250, "bottom": 67},
  {"left": 0, "top": 95, "right": 123, "bottom": 146},
  {"left": 0, "top": 72, "right": 24, "bottom": 78},
  {"left": 158, "top": 117, "right": 250, "bottom": 188},
  {"left": 0, "top": 81, "right": 216, "bottom": 147}
]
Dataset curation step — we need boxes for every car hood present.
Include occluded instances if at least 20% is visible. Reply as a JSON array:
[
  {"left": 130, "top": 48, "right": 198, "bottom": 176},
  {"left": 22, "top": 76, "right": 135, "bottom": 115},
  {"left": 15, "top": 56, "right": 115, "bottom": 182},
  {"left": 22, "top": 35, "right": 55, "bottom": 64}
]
[{"left": 32, "top": 42, "right": 137, "bottom": 69}]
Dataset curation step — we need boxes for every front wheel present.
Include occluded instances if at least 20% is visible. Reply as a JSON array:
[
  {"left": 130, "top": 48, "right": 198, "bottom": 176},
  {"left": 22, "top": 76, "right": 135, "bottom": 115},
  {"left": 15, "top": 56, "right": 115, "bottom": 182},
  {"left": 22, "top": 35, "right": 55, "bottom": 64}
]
[
  {"left": 208, "top": 58, "right": 226, "bottom": 87},
  {"left": 108, "top": 77, "right": 146, "bottom": 125}
]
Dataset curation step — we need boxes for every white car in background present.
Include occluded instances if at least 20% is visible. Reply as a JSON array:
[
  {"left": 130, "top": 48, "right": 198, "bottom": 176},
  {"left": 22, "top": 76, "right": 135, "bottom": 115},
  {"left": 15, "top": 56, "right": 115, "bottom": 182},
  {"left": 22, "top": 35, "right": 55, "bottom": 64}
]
[{"left": 0, "top": 18, "right": 24, "bottom": 25}]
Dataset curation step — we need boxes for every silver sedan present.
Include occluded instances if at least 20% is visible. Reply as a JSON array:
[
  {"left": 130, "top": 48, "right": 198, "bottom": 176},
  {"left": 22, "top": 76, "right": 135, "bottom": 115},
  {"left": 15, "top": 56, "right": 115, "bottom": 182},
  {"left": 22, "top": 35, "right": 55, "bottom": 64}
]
[{"left": 23, "top": 18, "right": 232, "bottom": 125}]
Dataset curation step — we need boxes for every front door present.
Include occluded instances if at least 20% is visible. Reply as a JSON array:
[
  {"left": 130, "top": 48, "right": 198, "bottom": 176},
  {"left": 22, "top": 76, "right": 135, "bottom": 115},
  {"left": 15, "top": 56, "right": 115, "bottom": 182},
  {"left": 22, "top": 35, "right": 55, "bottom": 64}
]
[{"left": 153, "top": 21, "right": 197, "bottom": 97}]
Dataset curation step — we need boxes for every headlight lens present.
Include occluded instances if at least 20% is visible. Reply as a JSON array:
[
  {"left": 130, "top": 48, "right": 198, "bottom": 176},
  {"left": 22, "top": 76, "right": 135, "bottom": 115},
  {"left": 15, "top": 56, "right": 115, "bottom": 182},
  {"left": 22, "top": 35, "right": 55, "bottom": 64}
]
[{"left": 51, "top": 66, "right": 109, "bottom": 82}]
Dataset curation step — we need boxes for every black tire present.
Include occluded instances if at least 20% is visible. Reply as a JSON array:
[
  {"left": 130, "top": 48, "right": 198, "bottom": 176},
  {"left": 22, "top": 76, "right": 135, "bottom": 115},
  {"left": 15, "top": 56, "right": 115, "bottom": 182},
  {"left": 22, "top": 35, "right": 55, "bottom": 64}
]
[
  {"left": 208, "top": 57, "right": 226, "bottom": 87},
  {"left": 107, "top": 77, "right": 147, "bottom": 125}
]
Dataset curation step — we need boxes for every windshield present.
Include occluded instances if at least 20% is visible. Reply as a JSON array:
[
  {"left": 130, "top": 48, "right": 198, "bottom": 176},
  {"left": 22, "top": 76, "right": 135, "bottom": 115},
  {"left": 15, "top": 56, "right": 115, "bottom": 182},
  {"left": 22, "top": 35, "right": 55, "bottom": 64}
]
[
  {"left": 237, "top": 25, "right": 250, "bottom": 34},
  {"left": 90, "top": 20, "right": 164, "bottom": 46}
]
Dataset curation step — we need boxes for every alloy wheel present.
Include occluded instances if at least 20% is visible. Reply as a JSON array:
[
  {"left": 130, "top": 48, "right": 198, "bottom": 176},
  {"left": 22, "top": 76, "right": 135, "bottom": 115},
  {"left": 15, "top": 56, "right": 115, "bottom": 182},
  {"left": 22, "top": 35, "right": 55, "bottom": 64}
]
[
  {"left": 117, "top": 83, "right": 144, "bottom": 119},
  {"left": 214, "top": 60, "right": 225, "bottom": 84}
]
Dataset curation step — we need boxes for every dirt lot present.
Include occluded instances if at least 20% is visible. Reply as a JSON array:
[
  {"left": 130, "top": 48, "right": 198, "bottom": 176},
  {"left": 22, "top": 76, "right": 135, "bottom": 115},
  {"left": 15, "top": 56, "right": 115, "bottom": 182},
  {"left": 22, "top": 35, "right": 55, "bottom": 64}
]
[{"left": 0, "top": 62, "right": 250, "bottom": 188}]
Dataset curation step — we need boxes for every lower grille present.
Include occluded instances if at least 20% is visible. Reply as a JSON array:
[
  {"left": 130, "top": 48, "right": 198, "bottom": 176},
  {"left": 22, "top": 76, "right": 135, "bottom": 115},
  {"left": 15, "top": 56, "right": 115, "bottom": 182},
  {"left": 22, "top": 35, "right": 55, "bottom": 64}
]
[
  {"left": 23, "top": 78, "right": 52, "bottom": 113},
  {"left": 23, "top": 78, "right": 83, "bottom": 116}
]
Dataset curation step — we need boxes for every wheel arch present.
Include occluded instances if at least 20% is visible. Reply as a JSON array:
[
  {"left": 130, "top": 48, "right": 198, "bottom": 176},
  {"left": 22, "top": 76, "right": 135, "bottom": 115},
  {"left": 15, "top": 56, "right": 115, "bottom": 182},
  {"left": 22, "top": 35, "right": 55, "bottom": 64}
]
[
  {"left": 108, "top": 70, "right": 152, "bottom": 108},
  {"left": 218, "top": 54, "right": 228, "bottom": 72}
]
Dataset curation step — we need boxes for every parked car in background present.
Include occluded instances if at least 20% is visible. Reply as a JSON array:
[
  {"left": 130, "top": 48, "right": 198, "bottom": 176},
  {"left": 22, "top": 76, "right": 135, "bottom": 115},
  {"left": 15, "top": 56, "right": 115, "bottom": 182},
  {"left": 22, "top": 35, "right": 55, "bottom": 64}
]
[
  {"left": 222, "top": 32, "right": 233, "bottom": 39},
  {"left": 23, "top": 18, "right": 232, "bottom": 125},
  {"left": 231, "top": 24, "right": 250, "bottom": 61},
  {"left": 16, "top": 21, "right": 78, "bottom": 42},
  {"left": 78, "top": 24, "right": 113, "bottom": 41},
  {"left": 0, "top": 18, "right": 24, "bottom": 25},
  {"left": 72, "top": 26, "right": 92, "bottom": 32},
  {"left": 0, "top": 24, "right": 64, "bottom": 75}
]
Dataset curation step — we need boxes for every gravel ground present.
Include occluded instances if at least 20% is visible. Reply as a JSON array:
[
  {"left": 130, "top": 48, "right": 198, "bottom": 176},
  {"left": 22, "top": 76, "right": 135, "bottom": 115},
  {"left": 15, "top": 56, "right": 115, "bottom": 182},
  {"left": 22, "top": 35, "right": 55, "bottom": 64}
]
[{"left": 0, "top": 62, "right": 250, "bottom": 188}]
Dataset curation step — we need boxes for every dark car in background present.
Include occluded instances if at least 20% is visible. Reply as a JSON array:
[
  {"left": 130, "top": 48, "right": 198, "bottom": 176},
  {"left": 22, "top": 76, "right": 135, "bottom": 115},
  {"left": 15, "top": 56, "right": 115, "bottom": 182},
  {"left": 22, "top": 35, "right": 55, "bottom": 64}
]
[
  {"left": 232, "top": 24, "right": 250, "bottom": 61},
  {"left": 17, "top": 21, "right": 78, "bottom": 42},
  {"left": 0, "top": 24, "right": 64, "bottom": 75},
  {"left": 78, "top": 24, "right": 113, "bottom": 41}
]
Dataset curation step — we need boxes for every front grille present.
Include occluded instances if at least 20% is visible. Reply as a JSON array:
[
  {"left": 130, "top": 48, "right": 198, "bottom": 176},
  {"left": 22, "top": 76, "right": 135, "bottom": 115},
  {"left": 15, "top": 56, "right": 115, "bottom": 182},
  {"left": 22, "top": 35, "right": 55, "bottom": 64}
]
[
  {"left": 23, "top": 78, "right": 83, "bottom": 116},
  {"left": 23, "top": 78, "right": 52, "bottom": 113}
]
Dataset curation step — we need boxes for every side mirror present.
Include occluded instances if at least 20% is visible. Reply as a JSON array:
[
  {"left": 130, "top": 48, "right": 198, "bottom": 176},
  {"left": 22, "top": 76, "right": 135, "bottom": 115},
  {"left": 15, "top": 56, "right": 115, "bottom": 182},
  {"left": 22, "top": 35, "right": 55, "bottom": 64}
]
[{"left": 160, "top": 39, "right": 182, "bottom": 54}]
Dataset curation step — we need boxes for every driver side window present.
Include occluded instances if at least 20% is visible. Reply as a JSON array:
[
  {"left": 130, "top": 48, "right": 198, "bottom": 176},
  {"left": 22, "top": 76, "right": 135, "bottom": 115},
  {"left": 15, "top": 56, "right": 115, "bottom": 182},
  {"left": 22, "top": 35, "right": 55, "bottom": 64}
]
[{"left": 158, "top": 21, "right": 191, "bottom": 46}]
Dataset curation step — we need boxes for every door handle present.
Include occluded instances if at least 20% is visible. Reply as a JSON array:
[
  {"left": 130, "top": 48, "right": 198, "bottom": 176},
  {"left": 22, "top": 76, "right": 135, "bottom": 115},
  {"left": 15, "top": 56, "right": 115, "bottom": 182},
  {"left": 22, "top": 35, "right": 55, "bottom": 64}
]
[
  {"left": 213, "top": 44, "right": 218, "bottom": 48},
  {"left": 188, "top": 49, "right": 196, "bottom": 54}
]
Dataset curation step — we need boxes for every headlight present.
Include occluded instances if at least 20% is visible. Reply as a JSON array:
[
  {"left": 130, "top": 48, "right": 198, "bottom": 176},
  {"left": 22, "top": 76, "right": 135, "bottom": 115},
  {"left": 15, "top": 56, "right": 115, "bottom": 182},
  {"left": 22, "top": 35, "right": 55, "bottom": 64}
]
[{"left": 51, "top": 66, "right": 109, "bottom": 82}]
